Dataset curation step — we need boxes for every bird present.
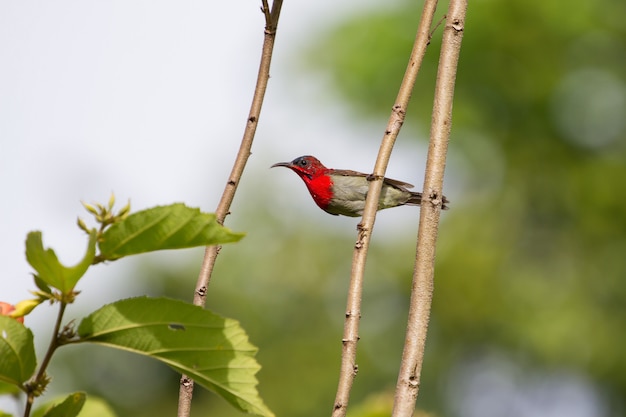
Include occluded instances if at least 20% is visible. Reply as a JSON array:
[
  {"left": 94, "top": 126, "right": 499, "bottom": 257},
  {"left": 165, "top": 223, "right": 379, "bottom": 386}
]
[{"left": 271, "top": 155, "right": 449, "bottom": 217}]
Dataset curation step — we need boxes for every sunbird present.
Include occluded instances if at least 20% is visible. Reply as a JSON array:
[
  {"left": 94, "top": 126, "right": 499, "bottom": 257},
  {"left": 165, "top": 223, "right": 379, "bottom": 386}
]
[{"left": 271, "top": 155, "right": 449, "bottom": 217}]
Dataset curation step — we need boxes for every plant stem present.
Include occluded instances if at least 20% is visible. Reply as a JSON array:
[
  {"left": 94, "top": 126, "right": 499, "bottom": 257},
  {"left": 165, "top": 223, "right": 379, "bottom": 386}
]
[
  {"left": 177, "top": 1, "right": 283, "bottom": 416},
  {"left": 23, "top": 302, "right": 67, "bottom": 417},
  {"left": 331, "top": 2, "right": 439, "bottom": 416},
  {"left": 391, "top": 0, "right": 467, "bottom": 415}
]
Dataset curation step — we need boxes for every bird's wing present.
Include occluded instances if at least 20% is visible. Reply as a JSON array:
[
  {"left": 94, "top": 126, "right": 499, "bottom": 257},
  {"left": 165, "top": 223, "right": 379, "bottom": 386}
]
[
  {"left": 332, "top": 169, "right": 368, "bottom": 178},
  {"left": 383, "top": 177, "right": 414, "bottom": 189},
  {"left": 332, "top": 169, "right": 414, "bottom": 189}
]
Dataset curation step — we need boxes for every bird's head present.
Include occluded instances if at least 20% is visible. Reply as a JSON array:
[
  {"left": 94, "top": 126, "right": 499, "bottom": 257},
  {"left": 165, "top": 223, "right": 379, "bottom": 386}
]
[{"left": 271, "top": 155, "right": 328, "bottom": 182}]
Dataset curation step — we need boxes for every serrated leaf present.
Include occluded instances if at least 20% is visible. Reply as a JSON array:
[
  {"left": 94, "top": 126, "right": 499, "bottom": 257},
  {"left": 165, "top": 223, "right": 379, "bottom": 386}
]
[
  {"left": 98, "top": 204, "right": 244, "bottom": 260},
  {"left": 35, "top": 392, "right": 85, "bottom": 417},
  {"left": 25, "top": 230, "right": 97, "bottom": 293},
  {"left": 0, "top": 316, "right": 36, "bottom": 386},
  {"left": 76, "top": 297, "right": 273, "bottom": 417}
]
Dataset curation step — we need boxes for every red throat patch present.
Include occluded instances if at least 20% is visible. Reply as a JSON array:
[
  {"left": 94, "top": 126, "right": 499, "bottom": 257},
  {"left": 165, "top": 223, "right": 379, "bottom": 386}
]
[{"left": 302, "top": 174, "right": 333, "bottom": 210}]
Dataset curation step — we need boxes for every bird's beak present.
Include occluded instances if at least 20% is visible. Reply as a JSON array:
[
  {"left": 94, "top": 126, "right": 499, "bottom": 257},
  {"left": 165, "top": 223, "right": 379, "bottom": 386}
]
[{"left": 270, "top": 162, "right": 291, "bottom": 169}]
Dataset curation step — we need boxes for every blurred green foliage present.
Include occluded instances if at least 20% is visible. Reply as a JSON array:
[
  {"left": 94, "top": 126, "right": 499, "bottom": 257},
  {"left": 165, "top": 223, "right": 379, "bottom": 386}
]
[
  {"left": 48, "top": 0, "right": 625, "bottom": 416},
  {"left": 308, "top": 0, "right": 626, "bottom": 414}
]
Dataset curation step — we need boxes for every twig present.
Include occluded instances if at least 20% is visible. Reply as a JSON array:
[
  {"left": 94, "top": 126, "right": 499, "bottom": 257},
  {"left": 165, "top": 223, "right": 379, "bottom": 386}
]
[
  {"left": 331, "top": 1, "right": 440, "bottom": 416},
  {"left": 176, "top": 2, "right": 283, "bottom": 416},
  {"left": 391, "top": 0, "right": 467, "bottom": 416},
  {"left": 428, "top": 14, "right": 447, "bottom": 45}
]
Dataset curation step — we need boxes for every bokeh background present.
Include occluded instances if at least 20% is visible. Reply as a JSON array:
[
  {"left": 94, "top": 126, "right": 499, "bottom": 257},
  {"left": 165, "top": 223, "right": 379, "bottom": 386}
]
[{"left": 1, "top": 0, "right": 625, "bottom": 416}]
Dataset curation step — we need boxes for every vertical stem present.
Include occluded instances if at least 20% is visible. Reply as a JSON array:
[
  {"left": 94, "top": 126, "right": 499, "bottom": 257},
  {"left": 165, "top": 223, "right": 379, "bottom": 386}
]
[
  {"left": 391, "top": 0, "right": 467, "bottom": 416},
  {"left": 177, "top": 2, "right": 283, "bottom": 416},
  {"left": 23, "top": 302, "right": 67, "bottom": 417},
  {"left": 194, "top": 0, "right": 283, "bottom": 302},
  {"left": 331, "top": 1, "right": 439, "bottom": 416}
]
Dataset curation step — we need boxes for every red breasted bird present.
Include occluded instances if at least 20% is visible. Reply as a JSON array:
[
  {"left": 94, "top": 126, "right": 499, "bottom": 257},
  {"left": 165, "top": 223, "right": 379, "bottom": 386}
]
[{"left": 271, "top": 155, "right": 449, "bottom": 217}]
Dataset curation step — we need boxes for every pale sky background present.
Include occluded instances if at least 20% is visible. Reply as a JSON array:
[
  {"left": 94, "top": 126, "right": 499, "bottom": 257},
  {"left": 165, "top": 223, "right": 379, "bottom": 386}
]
[
  {"left": 1, "top": 0, "right": 408, "bottom": 304},
  {"left": 1, "top": 3, "right": 602, "bottom": 417},
  {"left": 1, "top": 0, "right": 445, "bottom": 313}
]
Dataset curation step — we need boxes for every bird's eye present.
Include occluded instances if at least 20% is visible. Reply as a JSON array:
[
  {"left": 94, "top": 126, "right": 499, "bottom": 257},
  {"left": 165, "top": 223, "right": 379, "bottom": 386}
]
[{"left": 298, "top": 159, "right": 308, "bottom": 166}]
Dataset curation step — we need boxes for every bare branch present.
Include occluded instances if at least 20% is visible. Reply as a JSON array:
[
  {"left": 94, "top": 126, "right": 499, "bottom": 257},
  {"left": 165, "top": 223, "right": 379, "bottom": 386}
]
[
  {"left": 331, "top": 1, "right": 440, "bottom": 416},
  {"left": 177, "top": 1, "right": 284, "bottom": 416},
  {"left": 391, "top": 0, "right": 467, "bottom": 416},
  {"left": 260, "top": 0, "right": 272, "bottom": 29}
]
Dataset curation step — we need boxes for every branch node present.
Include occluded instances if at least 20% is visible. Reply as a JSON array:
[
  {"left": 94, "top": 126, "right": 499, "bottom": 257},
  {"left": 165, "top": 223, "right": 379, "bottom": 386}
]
[
  {"left": 355, "top": 222, "right": 369, "bottom": 249},
  {"left": 429, "top": 191, "right": 446, "bottom": 209},
  {"left": 345, "top": 310, "right": 362, "bottom": 319},
  {"left": 392, "top": 104, "right": 406, "bottom": 116},
  {"left": 196, "top": 286, "right": 207, "bottom": 297},
  {"left": 451, "top": 18, "right": 464, "bottom": 32},
  {"left": 180, "top": 376, "right": 193, "bottom": 388}
]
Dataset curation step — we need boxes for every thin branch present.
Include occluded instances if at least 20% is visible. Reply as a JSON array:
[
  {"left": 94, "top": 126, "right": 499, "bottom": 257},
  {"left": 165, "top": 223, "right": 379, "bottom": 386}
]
[
  {"left": 391, "top": 0, "right": 467, "bottom": 416},
  {"left": 260, "top": 0, "right": 272, "bottom": 27},
  {"left": 177, "top": 1, "right": 283, "bottom": 416},
  {"left": 331, "top": 1, "right": 440, "bottom": 416},
  {"left": 428, "top": 14, "right": 447, "bottom": 45},
  {"left": 23, "top": 301, "right": 67, "bottom": 417}
]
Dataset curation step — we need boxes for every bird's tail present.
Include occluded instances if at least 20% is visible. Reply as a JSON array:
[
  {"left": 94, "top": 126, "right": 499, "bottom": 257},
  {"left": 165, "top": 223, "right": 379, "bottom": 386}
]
[
  {"left": 406, "top": 192, "right": 422, "bottom": 206},
  {"left": 407, "top": 192, "right": 450, "bottom": 210}
]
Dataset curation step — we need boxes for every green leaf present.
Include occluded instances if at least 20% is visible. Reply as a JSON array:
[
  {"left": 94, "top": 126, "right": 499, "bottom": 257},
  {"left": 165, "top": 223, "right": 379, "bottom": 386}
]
[
  {"left": 74, "top": 396, "right": 117, "bottom": 417},
  {"left": 0, "top": 411, "right": 12, "bottom": 417},
  {"left": 34, "top": 392, "right": 85, "bottom": 417},
  {"left": 32, "top": 395, "right": 116, "bottom": 417},
  {"left": 0, "top": 379, "right": 21, "bottom": 396},
  {"left": 76, "top": 297, "right": 273, "bottom": 417},
  {"left": 25, "top": 230, "right": 97, "bottom": 293},
  {"left": 34, "top": 275, "right": 52, "bottom": 295},
  {"left": 0, "top": 316, "right": 36, "bottom": 387},
  {"left": 98, "top": 204, "right": 244, "bottom": 260}
]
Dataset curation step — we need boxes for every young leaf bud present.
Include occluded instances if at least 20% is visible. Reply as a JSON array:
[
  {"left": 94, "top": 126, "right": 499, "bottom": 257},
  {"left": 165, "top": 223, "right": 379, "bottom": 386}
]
[
  {"left": 81, "top": 201, "right": 99, "bottom": 215},
  {"left": 117, "top": 200, "right": 131, "bottom": 218},
  {"left": 10, "top": 299, "right": 42, "bottom": 319},
  {"left": 77, "top": 217, "right": 90, "bottom": 233},
  {"left": 108, "top": 192, "right": 116, "bottom": 210}
]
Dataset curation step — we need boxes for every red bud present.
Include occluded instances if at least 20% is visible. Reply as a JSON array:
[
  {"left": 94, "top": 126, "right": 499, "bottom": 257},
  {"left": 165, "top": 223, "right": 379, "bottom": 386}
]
[{"left": 0, "top": 301, "right": 24, "bottom": 324}]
